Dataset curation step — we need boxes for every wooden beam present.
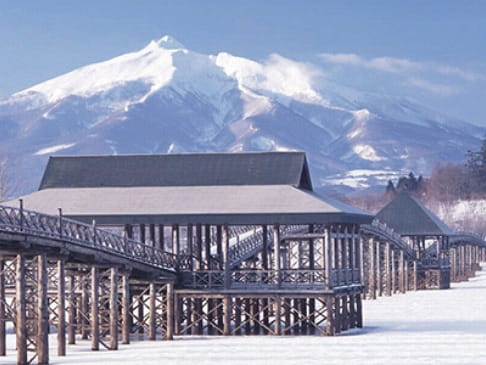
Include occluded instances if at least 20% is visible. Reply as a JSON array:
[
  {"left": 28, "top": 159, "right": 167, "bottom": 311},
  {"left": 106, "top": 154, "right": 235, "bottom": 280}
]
[{"left": 223, "top": 296, "right": 231, "bottom": 335}]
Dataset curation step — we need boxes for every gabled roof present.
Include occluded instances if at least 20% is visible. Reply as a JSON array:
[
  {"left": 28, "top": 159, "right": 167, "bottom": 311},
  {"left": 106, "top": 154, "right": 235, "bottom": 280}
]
[
  {"left": 375, "top": 192, "right": 454, "bottom": 236},
  {"left": 6, "top": 185, "right": 372, "bottom": 225},
  {"left": 39, "top": 152, "right": 313, "bottom": 191}
]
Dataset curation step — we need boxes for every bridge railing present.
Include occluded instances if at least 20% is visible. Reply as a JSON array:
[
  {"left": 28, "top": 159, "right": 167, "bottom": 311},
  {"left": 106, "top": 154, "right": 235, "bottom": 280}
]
[{"left": 0, "top": 205, "right": 177, "bottom": 271}]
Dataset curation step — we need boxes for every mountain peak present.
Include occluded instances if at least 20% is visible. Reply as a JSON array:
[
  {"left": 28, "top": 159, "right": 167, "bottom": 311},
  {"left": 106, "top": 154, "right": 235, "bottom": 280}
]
[{"left": 148, "top": 35, "right": 185, "bottom": 50}]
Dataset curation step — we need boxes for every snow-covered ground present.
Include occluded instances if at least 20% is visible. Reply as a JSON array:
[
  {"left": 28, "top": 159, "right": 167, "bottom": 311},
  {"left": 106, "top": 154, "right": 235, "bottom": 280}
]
[{"left": 3, "top": 266, "right": 486, "bottom": 364}]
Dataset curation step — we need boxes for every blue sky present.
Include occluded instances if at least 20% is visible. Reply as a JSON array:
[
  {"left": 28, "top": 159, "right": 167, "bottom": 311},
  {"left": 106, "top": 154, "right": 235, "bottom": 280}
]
[{"left": 1, "top": 1, "right": 485, "bottom": 124}]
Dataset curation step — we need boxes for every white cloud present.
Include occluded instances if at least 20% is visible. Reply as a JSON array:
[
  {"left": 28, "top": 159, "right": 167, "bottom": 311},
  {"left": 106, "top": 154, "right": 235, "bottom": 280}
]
[
  {"left": 319, "top": 53, "right": 423, "bottom": 73},
  {"left": 319, "top": 53, "right": 483, "bottom": 82},
  {"left": 408, "top": 77, "right": 460, "bottom": 96}
]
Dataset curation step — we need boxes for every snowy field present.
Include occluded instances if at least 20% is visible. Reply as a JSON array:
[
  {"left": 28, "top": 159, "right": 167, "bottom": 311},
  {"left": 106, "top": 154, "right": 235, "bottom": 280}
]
[{"left": 4, "top": 265, "right": 486, "bottom": 365}]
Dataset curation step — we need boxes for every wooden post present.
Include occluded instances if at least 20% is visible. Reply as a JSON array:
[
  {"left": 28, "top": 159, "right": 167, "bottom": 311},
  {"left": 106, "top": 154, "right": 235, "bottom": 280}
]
[
  {"left": 0, "top": 258, "right": 5, "bottom": 356},
  {"left": 326, "top": 296, "right": 335, "bottom": 336},
  {"left": 274, "top": 224, "right": 281, "bottom": 287},
  {"left": 385, "top": 242, "right": 392, "bottom": 296},
  {"left": 223, "top": 295, "right": 231, "bottom": 335},
  {"left": 404, "top": 260, "right": 409, "bottom": 291},
  {"left": 375, "top": 241, "right": 382, "bottom": 296},
  {"left": 16, "top": 255, "right": 27, "bottom": 364},
  {"left": 413, "top": 261, "right": 418, "bottom": 290},
  {"left": 121, "top": 272, "right": 130, "bottom": 344},
  {"left": 68, "top": 275, "right": 76, "bottom": 344},
  {"left": 149, "top": 282, "right": 156, "bottom": 340},
  {"left": 195, "top": 224, "right": 203, "bottom": 270},
  {"left": 274, "top": 296, "right": 281, "bottom": 335},
  {"left": 109, "top": 267, "right": 118, "bottom": 350},
  {"left": 325, "top": 228, "right": 333, "bottom": 288},
  {"left": 91, "top": 266, "right": 99, "bottom": 351},
  {"left": 205, "top": 225, "right": 211, "bottom": 269},
  {"left": 172, "top": 224, "right": 179, "bottom": 256},
  {"left": 166, "top": 282, "right": 174, "bottom": 340},
  {"left": 37, "top": 254, "right": 49, "bottom": 365},
  {"left": 81, "top": 275, "right": 89, "bottom": 339},
  {"left": 149, "top": 224, "right": 156, "bottom": 246},
  {"left": 262, "top": 225, "right": 269, "bottom": 270},
  {"left": 222, "top": 224, "right": 230, "bottom": 289},
  {"left": 57, "top": 260, "right": 66, "bottom": 356},
  {"left": 140, "top": 223, "right": 146, "bottom": 243},
  {"left": 391, "top": 250, "right": 397, "bottom": 294},
  {"left": 399, "top": 250, "right": 405, "bottom": 293},
  {"left": 368, "top": 239, "right": 376, "bottom": 299},
  {"left": 158, "top": 224, "right": 165, "bottom": 251},
  {"left": 187, "top": 224, "right": 194, "bottom": 270}
]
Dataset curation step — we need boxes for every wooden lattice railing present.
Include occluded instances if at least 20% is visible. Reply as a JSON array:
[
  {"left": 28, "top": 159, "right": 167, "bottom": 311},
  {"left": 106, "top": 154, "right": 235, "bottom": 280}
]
[
  {"left": 361, "top": 220, "right": 416, "bottom": 258},
  {"left": 0, "top": 205, "right": 177, "bottom": 271}
]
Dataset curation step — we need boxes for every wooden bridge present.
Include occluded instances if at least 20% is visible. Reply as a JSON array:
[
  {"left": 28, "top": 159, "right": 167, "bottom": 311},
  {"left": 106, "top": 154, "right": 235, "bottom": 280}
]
[{"left": 0, "top": 152, "right": 485, "bottom": 365}]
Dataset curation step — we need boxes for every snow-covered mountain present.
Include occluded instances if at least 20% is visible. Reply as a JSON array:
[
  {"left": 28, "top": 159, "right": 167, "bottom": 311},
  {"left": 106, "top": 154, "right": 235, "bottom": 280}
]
[{"left": 0, "top": 35, "right": 483, "bottom": 196}]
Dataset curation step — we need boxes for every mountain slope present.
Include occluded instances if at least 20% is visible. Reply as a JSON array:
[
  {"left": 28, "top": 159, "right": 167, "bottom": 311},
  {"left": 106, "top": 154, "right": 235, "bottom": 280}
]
[{"left": 0, "top": 36, "right": 483, "bottom": 196}]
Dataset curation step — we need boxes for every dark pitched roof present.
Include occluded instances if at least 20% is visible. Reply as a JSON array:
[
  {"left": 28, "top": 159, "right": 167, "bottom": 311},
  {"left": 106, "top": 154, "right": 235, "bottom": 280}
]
[
  {"left": 7, "top": 185, "right": 372, "bottom": 225},
  {"left": 39, "top": 152, "right": 313, "bottom": 191},
  {"left": 375, "top": 192, "right": 454, "bottom": 236}
]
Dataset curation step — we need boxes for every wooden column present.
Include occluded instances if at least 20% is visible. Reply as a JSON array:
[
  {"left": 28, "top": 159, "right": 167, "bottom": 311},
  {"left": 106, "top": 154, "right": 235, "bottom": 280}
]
[
  {"left": 57, "top": 260, "right": 66, "bottom": 356},
  {"left": 274, "top": 224, "right": 281, "bottom": 287},
  {"left": 404, "top": 260, "right": 409, "bottom": 291},
  {"left": 0, "top": 258, "right": 5, "bottom": 356},
  {"left": 375, "top": 241, "right": 382, "bottom": 296},
  {"left": 413, "top": 261, "right": 418, "bottom": 291},
  {"left": 274, "top": 296, "right": 281, "bottom": 335},
  {"left": 204, "top": 225, "right": 211, "bottom": 269},
  {"left": 216, "top": 225, "right": 223, "bottom": 269},
  {"left": 109, "top": 267, "right": 118, "bottom": 350},
  {"left": 149, "top": 282, "right": 156, "bottom": 340},
  {"left": 68, "top": 275, "right": 76, "bottom": 344},
  {"left": 37, "top": 255, "right": 49, "bottom": 365},
  {"left": 90, "top": 267, "right": 99, "bottom": 351},
  {"left": 140, "top": 224, "right": 146, "bottom": 243},
  {"left": 223, "top": 296, "right": 231, "bottom": 335},
  {"left": 172, "top": 224, "right": 179, "bottom": 256},
  {"left": 262, "top": 225, "right": 269, "bottom": 270},
  {"left": 391, "top": 250, "right": 397, "bottom": 293},
  {"left": 399, "top": 251, "right": 405, "bottom": 293},
  {"left": 187, "top": 224, "right": 194, "bottom": 270},
  {"left": 326, "top": 296, "right": 335, "bottom": 336},
  {"left": 195, "top": 224, "right": 203, "bottom": 270},
  {"left": 166, "top": 282, "right": 174, "bottom": 340},
  {"left": 158, "top": 224, "right": 165, "bottom": 251},
  {"left": 149, "top": 224, "right": 156, "bottom": 246},
  {"left": 16, "top": 255, "right": 27, "bottom": 365},
  {"left": 81, "top": 276, "right": 89, "bottom": 339},
  {"left": 325, "top": 228, "right": 333, "bottom": 288},
  {"left": 121, "top": 272, "right": 130, "bottom": 344},
  {"left": 222, "top": 224, "right": 230, "bottom": 289},
  {"left": 385, "top": 242, "right": 392, "bottom": 296},
  {"left": 368, "top": 239, "right": 376, "bottom": 299}
]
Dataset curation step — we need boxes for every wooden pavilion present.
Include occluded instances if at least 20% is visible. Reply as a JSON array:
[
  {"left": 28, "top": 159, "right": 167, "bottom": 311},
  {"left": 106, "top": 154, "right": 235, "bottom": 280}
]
[
  {"left": 376, "top": 192, "right": 453, "bottom": 289},
  {"left": 9, "top": 151, "right": 373, "bottom": 336}
]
